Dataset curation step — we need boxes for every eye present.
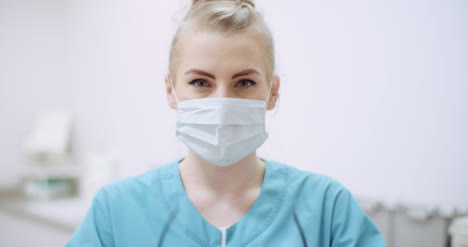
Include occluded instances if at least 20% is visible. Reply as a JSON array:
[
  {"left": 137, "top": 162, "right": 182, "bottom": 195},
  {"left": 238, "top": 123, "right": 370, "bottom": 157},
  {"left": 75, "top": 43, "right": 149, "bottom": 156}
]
[
  {"left": 188, "top": 79, "right": 210, "bottom": 88},
  {"left": 235, "top": 79, "right": 257, "bottom": 88}
]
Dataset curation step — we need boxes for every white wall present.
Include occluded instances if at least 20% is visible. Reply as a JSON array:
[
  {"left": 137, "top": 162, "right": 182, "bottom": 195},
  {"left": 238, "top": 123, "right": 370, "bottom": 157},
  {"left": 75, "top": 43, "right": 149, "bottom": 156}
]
[
  {"left": 259, "top": 0, "right": 468, "bottom": 212},
  {"left": 0, "top": 0, "right": 72, "bottom": 185},
  {"left": 1, "top": 0, "right": 467, "bottom": 212}
]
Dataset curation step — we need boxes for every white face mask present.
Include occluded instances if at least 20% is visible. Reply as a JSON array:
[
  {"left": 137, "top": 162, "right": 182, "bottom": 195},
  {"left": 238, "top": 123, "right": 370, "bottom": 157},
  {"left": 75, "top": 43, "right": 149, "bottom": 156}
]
[{"left": 170, "top": 78, "right": 272, "bottom": 167}]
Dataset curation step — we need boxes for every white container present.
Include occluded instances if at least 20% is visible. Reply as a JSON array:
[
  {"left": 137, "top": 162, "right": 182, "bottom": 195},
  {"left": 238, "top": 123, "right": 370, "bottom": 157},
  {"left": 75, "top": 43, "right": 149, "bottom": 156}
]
[{"left": 449, "top": 216, "right": 468, "bottom": 247}]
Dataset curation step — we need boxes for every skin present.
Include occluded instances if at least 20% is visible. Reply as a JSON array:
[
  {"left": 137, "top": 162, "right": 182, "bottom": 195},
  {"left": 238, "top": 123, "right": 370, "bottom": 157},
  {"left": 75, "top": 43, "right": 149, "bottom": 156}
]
[{"left": 164, "top": 28, "right": 280, "bottom": 228}]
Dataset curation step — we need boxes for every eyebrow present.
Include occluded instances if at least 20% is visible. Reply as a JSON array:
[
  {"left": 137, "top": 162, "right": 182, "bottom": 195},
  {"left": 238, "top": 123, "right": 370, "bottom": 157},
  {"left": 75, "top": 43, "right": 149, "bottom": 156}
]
[{"left": 184, "top": 68, "right": 260, "bottom": 79}]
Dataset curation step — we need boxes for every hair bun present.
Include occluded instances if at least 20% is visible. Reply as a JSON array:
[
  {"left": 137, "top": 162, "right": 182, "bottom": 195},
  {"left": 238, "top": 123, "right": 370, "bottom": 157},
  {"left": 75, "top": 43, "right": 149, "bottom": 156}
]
[
  {"left": 192, "top": 0, "right": 255, "bottom": 8},
  {"left": 239, "top": 0, "right": 255, "bottom": 8}
]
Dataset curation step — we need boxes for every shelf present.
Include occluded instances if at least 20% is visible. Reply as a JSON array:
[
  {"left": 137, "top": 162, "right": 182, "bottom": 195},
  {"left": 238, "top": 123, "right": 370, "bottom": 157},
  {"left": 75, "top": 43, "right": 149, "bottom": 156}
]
[{"left": 22, "top": 166, "right": 82, "bottom": 179}]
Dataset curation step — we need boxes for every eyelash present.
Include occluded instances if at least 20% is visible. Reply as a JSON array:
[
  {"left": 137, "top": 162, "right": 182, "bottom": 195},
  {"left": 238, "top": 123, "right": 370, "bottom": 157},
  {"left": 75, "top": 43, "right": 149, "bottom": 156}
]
[
  {"left": 187, "top": 79, "right": 208, "bottom": 88},
  {"left": 237, "top": 79, "right": 257, "bottom": 88},
  {"left": 188, "top": 79, "right": 257, "bottom": 88}
]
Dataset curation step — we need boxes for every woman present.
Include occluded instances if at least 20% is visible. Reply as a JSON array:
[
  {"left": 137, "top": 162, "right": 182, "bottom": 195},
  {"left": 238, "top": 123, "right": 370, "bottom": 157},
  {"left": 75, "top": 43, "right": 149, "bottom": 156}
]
[{"left": 67, "top": 0, "right": 386, "bottom": 246}]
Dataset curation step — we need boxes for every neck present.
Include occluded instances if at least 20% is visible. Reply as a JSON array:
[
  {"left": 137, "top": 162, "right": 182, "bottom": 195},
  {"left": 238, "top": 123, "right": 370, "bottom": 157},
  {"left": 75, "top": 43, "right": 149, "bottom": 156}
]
[{"left": 178, "top": 151, "right": 265, "bottom": 195}]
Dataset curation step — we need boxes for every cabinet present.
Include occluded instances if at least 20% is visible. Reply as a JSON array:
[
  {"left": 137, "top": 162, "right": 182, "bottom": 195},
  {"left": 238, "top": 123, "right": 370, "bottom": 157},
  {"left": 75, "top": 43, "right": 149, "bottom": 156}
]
[{"left": 0, "top": 210, "right": 73, "bottom": 247}]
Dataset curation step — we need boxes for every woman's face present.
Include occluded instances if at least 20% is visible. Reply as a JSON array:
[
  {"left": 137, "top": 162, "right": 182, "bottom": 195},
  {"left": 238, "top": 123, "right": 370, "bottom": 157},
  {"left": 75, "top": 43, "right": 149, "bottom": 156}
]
[{"left": 165, "top": 29, "right": 279, "bottom": 110}]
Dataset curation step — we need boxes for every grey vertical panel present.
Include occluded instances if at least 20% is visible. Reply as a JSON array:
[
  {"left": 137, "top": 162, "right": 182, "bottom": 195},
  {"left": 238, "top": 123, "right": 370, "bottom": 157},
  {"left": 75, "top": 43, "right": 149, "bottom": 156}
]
[{"left": 392, "top": 204, "right": 449, "bottom": 247}]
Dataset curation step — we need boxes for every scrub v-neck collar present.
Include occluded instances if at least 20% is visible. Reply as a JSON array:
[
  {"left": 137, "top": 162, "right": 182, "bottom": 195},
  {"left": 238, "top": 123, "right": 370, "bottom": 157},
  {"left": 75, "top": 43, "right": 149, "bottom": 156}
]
[{"left": 159, "top": 158, "right": 288, "bottom": 247}]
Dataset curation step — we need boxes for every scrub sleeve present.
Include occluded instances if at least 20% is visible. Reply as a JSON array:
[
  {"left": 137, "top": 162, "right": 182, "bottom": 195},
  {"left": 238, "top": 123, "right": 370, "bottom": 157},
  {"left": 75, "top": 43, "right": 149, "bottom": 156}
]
[
  {"left": 66, "top": 188, "right": 114, "bottom": 247},
  {"left": 330, "top": 186, "right": 384, "bottom": 246}
]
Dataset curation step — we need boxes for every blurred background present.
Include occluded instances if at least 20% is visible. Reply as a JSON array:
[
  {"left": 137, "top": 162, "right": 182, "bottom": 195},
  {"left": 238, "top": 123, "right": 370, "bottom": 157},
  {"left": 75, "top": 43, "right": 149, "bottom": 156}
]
[{"left": 0, "top": 0, "right": 467, "bottom": 246}]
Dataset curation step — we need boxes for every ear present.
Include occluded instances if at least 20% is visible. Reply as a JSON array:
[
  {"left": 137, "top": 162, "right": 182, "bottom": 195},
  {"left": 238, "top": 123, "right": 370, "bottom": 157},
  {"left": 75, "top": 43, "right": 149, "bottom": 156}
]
[
  {"left": 165, "top": 75, "right": 177, "bottom": 110},
  {"left": 266, "top": 75, "right": 280, "bottom": 110}
]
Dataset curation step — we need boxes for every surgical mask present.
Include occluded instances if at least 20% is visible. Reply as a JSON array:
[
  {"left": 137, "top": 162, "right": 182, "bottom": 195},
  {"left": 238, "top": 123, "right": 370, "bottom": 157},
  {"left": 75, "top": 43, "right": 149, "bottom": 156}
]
[{"left": 170, "top": 78, "right": 272, "bottom": 167}]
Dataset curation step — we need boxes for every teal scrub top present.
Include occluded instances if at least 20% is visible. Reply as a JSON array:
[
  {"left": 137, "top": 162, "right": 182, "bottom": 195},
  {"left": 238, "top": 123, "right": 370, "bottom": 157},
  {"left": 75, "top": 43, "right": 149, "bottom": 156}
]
[{"left": 66, "top": 159, "right": 386, "bottom": 247}]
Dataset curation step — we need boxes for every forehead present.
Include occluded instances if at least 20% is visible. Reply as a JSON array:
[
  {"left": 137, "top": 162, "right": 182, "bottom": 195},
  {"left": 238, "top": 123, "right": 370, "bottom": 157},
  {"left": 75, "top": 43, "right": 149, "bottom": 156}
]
[{"left": 176, "top": 29, "right": 267, "bottom": 75}]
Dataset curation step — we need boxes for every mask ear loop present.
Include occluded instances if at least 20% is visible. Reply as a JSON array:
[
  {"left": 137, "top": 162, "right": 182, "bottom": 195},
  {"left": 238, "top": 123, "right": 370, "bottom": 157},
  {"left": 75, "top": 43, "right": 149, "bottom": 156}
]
[
  {"left": 265, "top": 78, "right": 274, "bottom": 107},
  {"left": 169, "top": 77, "right": 181, "bottom": 105}
]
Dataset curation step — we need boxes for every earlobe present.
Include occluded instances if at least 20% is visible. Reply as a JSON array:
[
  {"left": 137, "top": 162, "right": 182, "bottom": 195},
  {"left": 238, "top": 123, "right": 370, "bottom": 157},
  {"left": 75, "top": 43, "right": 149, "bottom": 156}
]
[
  {"left": 267, "top": 75, "right": 280, "bottom": 111},
  {"left": 165, "top": 75, "right": 177, "bottom": 110}
]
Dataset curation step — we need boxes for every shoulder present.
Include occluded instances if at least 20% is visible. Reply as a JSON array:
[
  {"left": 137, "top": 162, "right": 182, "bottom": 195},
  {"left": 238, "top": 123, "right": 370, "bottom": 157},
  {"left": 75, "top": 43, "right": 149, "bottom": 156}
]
[
  {"left": 266, "top": 159, "right": 350, "bottom": 198},
  {"left": 265, "top": 159, "right": 358, "bottom": 216},
  {"left": 97, "top": 161, "right": 178, "bottom": 202},
  {"left": 267, "top": 160, "right": 388, "bottom": 246}
]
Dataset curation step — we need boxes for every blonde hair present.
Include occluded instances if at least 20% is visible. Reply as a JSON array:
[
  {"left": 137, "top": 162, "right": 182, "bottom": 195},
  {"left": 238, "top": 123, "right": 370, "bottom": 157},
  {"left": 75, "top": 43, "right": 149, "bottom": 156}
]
[{"left": 168, "top": 0, "right": 275, "bottom": 82}]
